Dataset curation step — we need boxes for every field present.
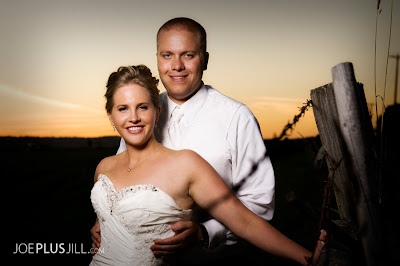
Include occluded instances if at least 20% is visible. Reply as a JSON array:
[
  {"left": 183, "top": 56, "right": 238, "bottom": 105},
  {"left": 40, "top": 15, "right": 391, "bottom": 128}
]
[{"left": 4, "top": 136, "right": 326, "bottom": 265}]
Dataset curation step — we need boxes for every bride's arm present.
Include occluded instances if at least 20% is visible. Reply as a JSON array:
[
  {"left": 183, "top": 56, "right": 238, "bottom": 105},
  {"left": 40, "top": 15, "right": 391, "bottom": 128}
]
[{"left": 186, "top": 151, "right": 312, "bottom": 265}]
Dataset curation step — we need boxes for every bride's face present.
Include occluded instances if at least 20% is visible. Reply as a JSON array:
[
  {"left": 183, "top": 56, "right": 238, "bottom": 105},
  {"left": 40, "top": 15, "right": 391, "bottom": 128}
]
[{"left": 108, "top": 83, "right": 160, "bottom": 147}]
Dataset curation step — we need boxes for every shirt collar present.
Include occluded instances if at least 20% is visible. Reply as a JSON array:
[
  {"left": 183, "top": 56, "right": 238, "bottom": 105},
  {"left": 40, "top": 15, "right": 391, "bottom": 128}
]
[{"left": 166, "top": 83, "right": 209, "bottom": 124}]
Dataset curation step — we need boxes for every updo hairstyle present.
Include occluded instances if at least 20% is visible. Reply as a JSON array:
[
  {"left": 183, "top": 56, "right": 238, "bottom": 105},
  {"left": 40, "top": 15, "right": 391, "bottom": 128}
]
[{"left": 105, "top": 65, "right": 160, "bottom": 113}]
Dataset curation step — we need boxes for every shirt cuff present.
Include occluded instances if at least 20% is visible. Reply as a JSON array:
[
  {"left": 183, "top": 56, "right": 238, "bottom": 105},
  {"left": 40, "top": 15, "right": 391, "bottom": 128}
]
[{"left": 202, "top": 219, "right": 228, "bottom": 248}]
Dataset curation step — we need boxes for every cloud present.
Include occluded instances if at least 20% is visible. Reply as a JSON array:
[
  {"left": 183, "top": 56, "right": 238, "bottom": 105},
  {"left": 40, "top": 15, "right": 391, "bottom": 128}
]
[
  {"left": 0, "top": 85, "right": 103, "bottom": 114},
  {"left": 237, "top": 95, "right": 309, "bottom": 114},
  {"left": 0, "top": 85, "right": 110, "bottom": 137},
  {"left": 252, "top": 96, "right": 306, "bottom": 103}
]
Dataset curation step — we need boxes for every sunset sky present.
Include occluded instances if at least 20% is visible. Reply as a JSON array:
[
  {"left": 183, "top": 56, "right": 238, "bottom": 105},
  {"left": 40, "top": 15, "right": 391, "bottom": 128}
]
[{"left": 0, "top": 0, "right": 399, "bottom": 139}]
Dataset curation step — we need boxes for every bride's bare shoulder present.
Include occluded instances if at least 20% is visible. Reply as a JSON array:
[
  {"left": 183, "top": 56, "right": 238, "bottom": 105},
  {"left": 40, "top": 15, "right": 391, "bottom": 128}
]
[
  {"left": 166, "top": 149, "right": 209, "bottom": 168},
  {"left": 94, "top": 152, "right": 123, "bottom": 182}
]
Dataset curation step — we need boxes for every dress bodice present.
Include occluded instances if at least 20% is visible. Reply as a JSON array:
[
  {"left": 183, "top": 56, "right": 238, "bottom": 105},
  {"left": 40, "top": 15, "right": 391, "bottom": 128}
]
[{"left": 90, "top": 174, "right": 192, "bottom": 266}]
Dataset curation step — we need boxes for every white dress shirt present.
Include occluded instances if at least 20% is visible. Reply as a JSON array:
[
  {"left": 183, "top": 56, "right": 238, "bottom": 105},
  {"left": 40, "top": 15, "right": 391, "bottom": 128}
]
[{"left": 117, "top": 84, "right": 275, "bottom": 248}]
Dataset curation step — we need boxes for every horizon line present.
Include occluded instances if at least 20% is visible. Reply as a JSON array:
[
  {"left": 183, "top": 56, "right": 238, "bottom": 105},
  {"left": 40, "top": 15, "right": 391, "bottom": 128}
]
[{"left": 0, "top": 135, "right": 319, "bottom": 140}]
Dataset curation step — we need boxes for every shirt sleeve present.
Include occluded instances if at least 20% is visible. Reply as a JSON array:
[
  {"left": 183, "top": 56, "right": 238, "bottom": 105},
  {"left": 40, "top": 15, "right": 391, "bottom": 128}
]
[
  {"left": 116, "top": 138, "right": 126, "bottom": 154},
  {"left": 229, "top": 105, "right": 275, "bottom": 219},
  {"left": 203, "top": 105, "right": 275, "bottom": 247}
]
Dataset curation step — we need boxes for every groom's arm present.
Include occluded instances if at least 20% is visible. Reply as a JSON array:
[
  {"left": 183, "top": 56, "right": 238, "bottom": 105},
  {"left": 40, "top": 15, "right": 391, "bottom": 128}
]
[
  {"left": 229, "top": 105, "right": 275, "bottom": 220},
  {"left": 203, "top": 105, "right": 275, "bottom": 247}
]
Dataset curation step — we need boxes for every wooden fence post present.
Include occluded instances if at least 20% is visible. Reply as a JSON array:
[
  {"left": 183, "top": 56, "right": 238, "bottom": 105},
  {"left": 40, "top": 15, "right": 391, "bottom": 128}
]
[
  {"left": 310, "top": 83, "right": 356, "bottom": 224},
  {"left": 332, "top": 62, "right": 381, "bottom": 266}
]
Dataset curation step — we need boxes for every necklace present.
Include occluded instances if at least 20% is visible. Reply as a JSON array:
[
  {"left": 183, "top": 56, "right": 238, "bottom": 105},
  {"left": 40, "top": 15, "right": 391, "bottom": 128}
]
[{"left": 127, "top": 147, "right": 158, "bottom": 172}]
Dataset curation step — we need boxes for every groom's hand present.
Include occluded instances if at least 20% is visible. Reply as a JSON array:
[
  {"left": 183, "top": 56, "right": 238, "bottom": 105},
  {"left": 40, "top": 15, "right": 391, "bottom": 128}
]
[
  {"left": 150, "top": 221, "right": 202, "bottom": 259},
  {"left": 90, "top": 220, "right": 101, "bottom": 254}
]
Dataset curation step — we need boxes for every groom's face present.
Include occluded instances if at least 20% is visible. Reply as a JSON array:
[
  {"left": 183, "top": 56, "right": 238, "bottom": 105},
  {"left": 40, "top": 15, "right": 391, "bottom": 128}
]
[{"left": 157, "top": 29, "right": 208, "bottom": 105}]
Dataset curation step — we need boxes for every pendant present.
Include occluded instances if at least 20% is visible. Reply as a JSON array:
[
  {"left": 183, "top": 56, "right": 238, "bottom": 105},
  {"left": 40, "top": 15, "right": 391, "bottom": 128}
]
[{"left": 128, "top": 168, "right": 132, "bottom": 172}]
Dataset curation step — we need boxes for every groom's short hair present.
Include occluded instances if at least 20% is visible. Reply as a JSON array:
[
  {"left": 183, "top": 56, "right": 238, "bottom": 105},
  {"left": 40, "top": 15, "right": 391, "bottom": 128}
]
[{"left": 157, "top": 17, "right": 207, "bottom": 56}]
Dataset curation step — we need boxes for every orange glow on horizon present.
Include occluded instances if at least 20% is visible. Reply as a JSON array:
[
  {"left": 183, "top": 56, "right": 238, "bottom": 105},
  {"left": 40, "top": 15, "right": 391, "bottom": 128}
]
[{"left": 0, "top": 101, "right": 319, "bottom": 139}]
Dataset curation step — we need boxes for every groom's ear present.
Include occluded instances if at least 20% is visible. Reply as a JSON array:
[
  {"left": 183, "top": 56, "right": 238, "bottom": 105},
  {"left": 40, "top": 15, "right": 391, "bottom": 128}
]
[
  {"left": 203, "top": 52, "right": 209, "bottom": 71},
  {"left": 156, "top": 106, "right": 161, "bottom": 122}
]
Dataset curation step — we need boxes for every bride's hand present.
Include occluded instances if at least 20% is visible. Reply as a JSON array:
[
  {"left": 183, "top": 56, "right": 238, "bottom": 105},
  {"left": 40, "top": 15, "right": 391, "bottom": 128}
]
[{"left": 309, "top": 230, "right": 327, "bottom": 265}]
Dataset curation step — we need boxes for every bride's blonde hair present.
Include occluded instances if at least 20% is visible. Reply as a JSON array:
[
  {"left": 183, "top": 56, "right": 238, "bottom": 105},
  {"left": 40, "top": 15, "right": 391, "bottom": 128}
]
[{"left": 105, "top": 65, "right": 160, "bottom": 113}]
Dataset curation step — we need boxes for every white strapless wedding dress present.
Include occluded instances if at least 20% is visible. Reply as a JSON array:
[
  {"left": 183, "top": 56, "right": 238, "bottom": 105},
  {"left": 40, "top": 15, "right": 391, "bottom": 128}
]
[{"left": 90, "top": 174, "right": 193, "bottom": 266}]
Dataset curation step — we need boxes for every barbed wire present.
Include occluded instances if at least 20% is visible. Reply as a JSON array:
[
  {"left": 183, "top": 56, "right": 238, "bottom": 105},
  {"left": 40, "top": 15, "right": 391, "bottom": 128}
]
[{"left": 277, "top": 99, "right": 313, "bottom": 140}]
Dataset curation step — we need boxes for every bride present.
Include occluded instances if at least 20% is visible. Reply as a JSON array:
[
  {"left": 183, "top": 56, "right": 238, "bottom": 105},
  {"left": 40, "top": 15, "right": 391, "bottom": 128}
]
[{"left": 90, "top": 65, "right": 325, "bottom": 265}]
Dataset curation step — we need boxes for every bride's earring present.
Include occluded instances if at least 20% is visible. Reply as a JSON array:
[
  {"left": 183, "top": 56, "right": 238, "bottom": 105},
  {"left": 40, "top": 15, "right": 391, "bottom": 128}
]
[{"left": 112, "top": 126, "right": 116, "bottom": 132}]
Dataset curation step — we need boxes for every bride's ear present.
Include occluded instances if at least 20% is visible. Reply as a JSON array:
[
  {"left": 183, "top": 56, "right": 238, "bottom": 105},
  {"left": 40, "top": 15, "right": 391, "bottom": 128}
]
[{"left": 107, "top": 112, "right": 114, "bottom": 127}]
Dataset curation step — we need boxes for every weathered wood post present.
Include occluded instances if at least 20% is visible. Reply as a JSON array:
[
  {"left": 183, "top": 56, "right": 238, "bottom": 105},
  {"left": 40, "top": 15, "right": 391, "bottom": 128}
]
[
  {"left": 311, "top": 83, "right": 356, "bottom": 224},
  {"left": 332, "top": 62, "right": 381, "bottom": 266},
  {"left": 311, "top": 62, "right": 382, "bottom": 265}
]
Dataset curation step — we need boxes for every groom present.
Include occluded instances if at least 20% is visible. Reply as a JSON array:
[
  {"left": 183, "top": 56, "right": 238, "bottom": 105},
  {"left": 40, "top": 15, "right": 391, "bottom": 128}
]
[{"left": 91, "top": 17, "right": 275, "bottom": 263}]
